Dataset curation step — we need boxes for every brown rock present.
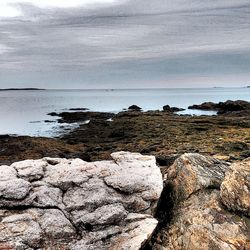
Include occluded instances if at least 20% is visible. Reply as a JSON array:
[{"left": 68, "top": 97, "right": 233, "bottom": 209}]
[{"left": 220, "top": 159, "right": 250, "bottom": 216}]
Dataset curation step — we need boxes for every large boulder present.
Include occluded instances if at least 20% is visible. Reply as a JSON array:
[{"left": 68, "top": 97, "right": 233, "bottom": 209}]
[
  {"left": 152, "top": 153, "right": 250, "bottom": 250},
  {"left": 165, "top": 153, "right": 230, "bottom": 204},
  {"left": 154, "top": 189, "right": 250, "bottom": 250},
  {"left": 220, "top": 159, "right": 250, "bottom": 216},
  {"left": 0, "top": 152, "right": 163, "bottom": 249}
]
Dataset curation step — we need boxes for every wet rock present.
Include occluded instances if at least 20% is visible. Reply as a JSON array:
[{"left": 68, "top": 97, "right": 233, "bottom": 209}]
[
  {"left": 188, "top": 100, "right": 250, "bottom": 115},
  {"left": 162, "top": 105, "right": 184, "bottom": 112},
  {"left": 0, "top": 152, "right": 163, "bottom": 249},
  {"left": 69, "top": 108, "right": 89, "bottom": 111},
  {"left": 128, "top": 105, "right": 142, "bottom": 111},
  {"left": 188, "top": 102, "right": 218, "bottom": 110},
  {"left": 48, "top": 111, "right": 114, "bottom": 123},
  {"left": 220, "top": 159, "right": 250, "bottom": 216}
]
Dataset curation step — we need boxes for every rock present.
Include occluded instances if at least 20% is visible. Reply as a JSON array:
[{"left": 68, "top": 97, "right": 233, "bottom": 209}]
[
  {"left": 220, "top": 159, "right": 250, "bottom": 216},
  {"left": 48, "top": 111, "right": 114, "bottom": 123},
  {"left": 154, "top": 190, "right": 250, "bottom": 250},
  {"left": 150, "top": 153, "right": 250, "bottom": 250},
  {"left": 128, "top": 105, "right": 142, "bottom": 111},
  {"left": 165, "top": 153, "right": 230, "bottom": 204},
  {"left": 12, "top": 159, "right": 47, "bottom": 181},
  {"left": 0, "top": 152, "right": 163, "bottom": 249},
  {"left": 188, "top": 100, "right": 250, "bottom": 115},
  {"left": 69, "top": 108, "right": 89, "bottom": 111},
  {"left": 162, "top": 105, "right": 184, "bottom": 112},
  {"left": 188, "top": 102, "right": 218, "bottom": 110},
  {"left": 217, "top": 100, "right": 250, "bottom": 114}
]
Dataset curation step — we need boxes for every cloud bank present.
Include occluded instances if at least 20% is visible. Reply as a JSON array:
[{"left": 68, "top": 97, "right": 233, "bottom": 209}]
[{"left": 0, "top": 0, "right": 250, "bottom": 88}]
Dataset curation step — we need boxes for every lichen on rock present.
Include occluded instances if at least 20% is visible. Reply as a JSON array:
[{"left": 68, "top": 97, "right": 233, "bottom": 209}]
[
  {"left": 220, "top": 159, "right": 250, "bottom": 216},
  {"left": 0, "top": 151, "right": 163, "bottom": 249}
]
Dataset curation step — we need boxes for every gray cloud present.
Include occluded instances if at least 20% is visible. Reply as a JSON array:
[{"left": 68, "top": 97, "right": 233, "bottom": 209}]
[{"left": 0, "top": 0, "right": 250, "bottom": 88}]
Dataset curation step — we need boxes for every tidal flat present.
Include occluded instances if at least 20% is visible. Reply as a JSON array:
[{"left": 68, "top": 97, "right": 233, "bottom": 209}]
[{"left": 1, "top": 100, "right": 249, "bottom": 166}]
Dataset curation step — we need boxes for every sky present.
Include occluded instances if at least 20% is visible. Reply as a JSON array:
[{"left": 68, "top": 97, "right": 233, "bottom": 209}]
[{"left": 0, "top": 0, "right": 250, "bottom": 89}]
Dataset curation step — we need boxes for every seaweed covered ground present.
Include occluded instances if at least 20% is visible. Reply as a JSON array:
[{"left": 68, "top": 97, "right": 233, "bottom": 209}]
[{"left": 1, "top": 105, "right": 249, "bottom": 165}]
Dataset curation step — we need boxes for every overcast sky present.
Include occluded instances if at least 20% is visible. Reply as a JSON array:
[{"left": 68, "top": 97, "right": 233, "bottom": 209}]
[{"left": 0, "top": 0, "right": 250, "bottom": 89}]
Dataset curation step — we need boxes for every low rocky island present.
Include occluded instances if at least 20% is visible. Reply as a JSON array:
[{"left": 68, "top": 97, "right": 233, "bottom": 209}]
[{"left": 0, "top": 88, "right": 45, "bottom": 91}]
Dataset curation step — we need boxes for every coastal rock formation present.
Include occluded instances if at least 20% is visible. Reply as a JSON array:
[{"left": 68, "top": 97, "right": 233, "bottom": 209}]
[
  {"left": 151, "top": 153, "right": 250, "bottom": 250},
  {"left": 0, "top": 152, "right": 163, "bottom": 249},
  {"left": 188, "top": 99, "right": 250, "bottom": 115},
  {"left": 165, "top": 153, "right": 230, "bottom": 204},
  {"left": 220, "top": 159, "right": 250, "bottom": 216},
  {"left": 162, "top": 105, "right": 184, "bottom": 113},
  {"left": 128, "top": 105, "right": 142, "bottom": 111},
  {"left": 48, "top": 111, "right": 114, "bottom": 123}
]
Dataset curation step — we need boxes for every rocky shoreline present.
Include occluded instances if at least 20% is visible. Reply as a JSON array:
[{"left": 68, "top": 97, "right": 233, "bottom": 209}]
[
  {"left": 0, "top": 100, "right": 249, "bottom": 249},
  {"left": 1, "top": 100, "right": 249, "bottom": 166}
]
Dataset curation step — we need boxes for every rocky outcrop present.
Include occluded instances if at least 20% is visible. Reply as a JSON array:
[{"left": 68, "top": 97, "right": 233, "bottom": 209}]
[
  {"left": 220, "top": 159, "right": 250, "bottom": 216},
  {"left": 162, "top": 105, "right": 184, "bottom": 113},
  {"left": 151, "top": 153, "right": 250, "bottom": 250},
  {"left": 188, "top": 100, "right": 250, "bottom": 115},
  {"left": 128, "top": 105, "right": 142, "bottom": 111},
  {"left": 0, "top": 152, "right": 163, "bottom": 249},
  {"left": 165, "top": 153, "right": 230, "bottom": 204},
  {"left": 48, "top": 111, "right": 114, "bottom": 123}
]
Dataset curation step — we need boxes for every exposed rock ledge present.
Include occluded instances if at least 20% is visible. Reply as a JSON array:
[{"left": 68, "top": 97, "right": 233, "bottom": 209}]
[
  {"left": 151, "top": 154, "right": 250, "bottom": 250},
  {"left": 0, "top": 152, "right": 163, "bottom": 249},
  {"left": 1, "top": 152, "right": 250, "bottom": 250}
]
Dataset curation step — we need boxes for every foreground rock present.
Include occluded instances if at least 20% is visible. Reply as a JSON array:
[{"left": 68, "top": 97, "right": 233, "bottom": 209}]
[
  {"left": 151, "top": 153, "right": 250, "bottom": 250},
  {"left": 0, "top": 152, "right": 163, "bottom": 249},
  {"left": 220, "top": 159, "right": 250, "bottom": 216}
]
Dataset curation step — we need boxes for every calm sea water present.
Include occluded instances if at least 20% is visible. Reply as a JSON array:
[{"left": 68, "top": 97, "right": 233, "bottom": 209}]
[{"left": 0, "top": 88, "right": 249, "bottom": 137}]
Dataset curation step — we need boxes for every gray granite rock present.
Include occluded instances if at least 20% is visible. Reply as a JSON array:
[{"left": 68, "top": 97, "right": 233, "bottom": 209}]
[{"left": 0, "top": 151, "right": 163, "bottom": 249}]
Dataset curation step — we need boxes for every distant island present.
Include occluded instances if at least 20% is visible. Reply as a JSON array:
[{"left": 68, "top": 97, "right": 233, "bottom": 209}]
[{"left": 0, "top": 88, "right": 45, "bottom": 91}]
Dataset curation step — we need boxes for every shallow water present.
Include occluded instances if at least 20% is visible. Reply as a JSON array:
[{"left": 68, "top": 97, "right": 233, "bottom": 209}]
[{"left": 0, "top": 87, "right": 249, "bottom": 137}]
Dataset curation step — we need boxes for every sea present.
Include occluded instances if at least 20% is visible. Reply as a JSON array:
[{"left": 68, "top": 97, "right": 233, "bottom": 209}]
[{"left": 0, "top": 87, "right": 249, "bottom": 137}]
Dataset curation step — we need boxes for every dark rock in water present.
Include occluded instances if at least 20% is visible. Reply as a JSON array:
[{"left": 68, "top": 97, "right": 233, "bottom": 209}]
[
  {"left": 188, "top": 100, "right": 250, "bottom": 115},
  {"left": 48, "top": 111, "right": 114, "bottom": 123},
  {"left": 44, "top": 120, "right": 56, "bottom": 123},
  {"left": 69, "top": 108, "right": 89, "bottom": 111},
  {"left": 128, "top": 105, "right": 142, "bottom": 111},
  {"left": 217, "top": 100, "right": 250, "bottom": 114},
  {"left": 188, "top": 102, "right": 218, "bottom": 110},
  {"left": 162, "top": 105, "right": 185, "bottom": 112},
  {"left": 47, "top": 112, "right": 58, "bottom": 116}
]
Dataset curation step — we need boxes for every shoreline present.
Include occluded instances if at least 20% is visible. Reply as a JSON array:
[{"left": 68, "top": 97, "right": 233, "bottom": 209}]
[{"left": 0, "top": 100, "right": 249, "bottom": 166}]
